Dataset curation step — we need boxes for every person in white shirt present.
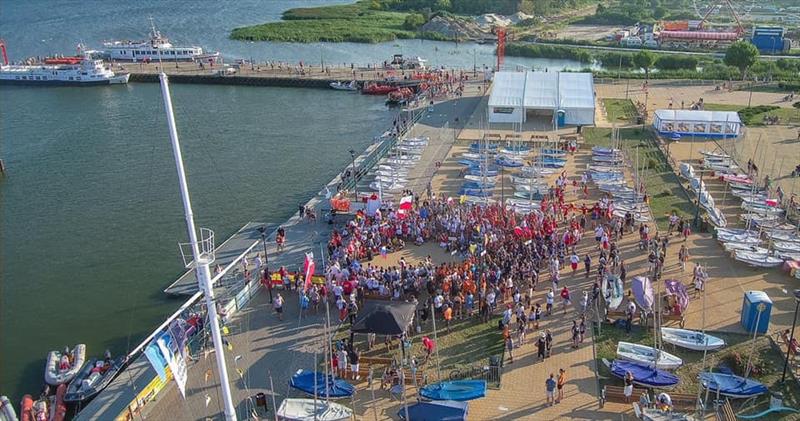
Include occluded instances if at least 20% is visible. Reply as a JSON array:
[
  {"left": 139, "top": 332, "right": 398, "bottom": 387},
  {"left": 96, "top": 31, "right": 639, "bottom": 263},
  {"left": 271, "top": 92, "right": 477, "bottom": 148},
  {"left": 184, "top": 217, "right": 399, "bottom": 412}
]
[{"left": 546, "top": 289, "right": 554, "bottom": 316}]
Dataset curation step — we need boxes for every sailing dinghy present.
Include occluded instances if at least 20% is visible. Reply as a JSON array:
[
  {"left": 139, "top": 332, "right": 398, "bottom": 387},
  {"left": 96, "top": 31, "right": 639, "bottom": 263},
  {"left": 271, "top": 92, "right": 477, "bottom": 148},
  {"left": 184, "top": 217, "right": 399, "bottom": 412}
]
[
  {"left": 419, "top": 380, "right": 486, "bottom": 401},
  {"left": 277, "top": 398, "right": 353, "bottom": 421},
  {"left": 616, "top": 342, "right": 683, "bottom": 370},
  {"left": 289, "top": 370, "right": 355, "bottom": 399},
  {"left": 699, "top": 372, "right": 768, "bottom": 399},
  {"left": 602, "top": 274, "right": 624, "bottom": 310},
  {"left": 604, "top": 359, "right": 680, "bottom": 388},
  {"left": 632, "top": 276, "right": 654, "bottom": 312},
  {"left": 661, "top": 327, "right": 725, "bottom": 351}
]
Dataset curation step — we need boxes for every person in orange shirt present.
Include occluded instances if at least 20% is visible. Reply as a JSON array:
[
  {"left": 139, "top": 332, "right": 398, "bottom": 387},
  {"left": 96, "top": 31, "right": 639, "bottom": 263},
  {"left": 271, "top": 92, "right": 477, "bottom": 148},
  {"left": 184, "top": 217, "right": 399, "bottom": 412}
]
[{"left": 443, "top": 305, "right": 453, "bottom": 332}]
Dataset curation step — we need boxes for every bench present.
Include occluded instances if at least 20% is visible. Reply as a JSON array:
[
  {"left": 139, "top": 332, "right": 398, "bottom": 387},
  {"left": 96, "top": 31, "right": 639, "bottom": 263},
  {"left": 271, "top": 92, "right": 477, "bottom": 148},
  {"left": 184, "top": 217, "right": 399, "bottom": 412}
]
[
  {"left": 655, "top": 311, "right": 686, "bottom": 328},
  {"left": 669, "top": 393, "right": 699, "bottom": 411},
  {"left": 716, "top": 399, "right": 736, "bottom": 421},
  {"left": 606, "top": 309, "right": 639, "bottom": 324},
  {"left": 600, "top": 385, "right": 648, "bottom": 408},
  {"left": 360, "top": 356, "right": 393, "bottom": 366}
]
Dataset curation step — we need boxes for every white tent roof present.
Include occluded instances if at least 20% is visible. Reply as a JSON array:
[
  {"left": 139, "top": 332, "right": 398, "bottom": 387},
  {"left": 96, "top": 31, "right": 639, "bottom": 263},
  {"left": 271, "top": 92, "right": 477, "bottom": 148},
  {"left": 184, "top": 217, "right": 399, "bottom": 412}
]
[
  {"left": 558, "top": 73, "right": 595, "bottom": 110},
  {"left": 654, "top": 109, "right": 742, "bottom": 124},
  {"left": 488, "top": 72, "right": 525, "bottom": 108},
  {"left": 523, "top": 72, "right": 558, "bottom": 109}
]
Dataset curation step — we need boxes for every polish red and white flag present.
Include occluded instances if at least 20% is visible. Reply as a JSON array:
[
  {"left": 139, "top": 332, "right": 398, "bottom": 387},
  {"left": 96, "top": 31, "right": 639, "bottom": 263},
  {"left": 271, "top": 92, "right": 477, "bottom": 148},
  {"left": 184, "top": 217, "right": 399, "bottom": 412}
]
[
  {"left": 302, "top": 252, "right": 315, "bottom": 292},
  {"left": 398, "top": 195, "right": 413, "bottom": 219}
]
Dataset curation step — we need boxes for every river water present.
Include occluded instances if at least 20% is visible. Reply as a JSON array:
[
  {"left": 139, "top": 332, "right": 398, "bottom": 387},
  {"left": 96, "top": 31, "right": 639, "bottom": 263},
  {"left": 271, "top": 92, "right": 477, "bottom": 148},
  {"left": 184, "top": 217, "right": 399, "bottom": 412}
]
[{"left": 0, "top": 0, "right": 586, "bottom": 401}]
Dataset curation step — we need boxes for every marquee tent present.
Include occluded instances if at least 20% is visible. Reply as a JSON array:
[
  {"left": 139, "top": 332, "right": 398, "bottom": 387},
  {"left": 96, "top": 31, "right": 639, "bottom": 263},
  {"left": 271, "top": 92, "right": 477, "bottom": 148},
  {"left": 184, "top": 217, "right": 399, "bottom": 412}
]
[
  {"left": 488, "top": 71, "right": 595, "bottom": 126},
  {"left": 653, "top": 109, "right": 742, "bottom": 137}
]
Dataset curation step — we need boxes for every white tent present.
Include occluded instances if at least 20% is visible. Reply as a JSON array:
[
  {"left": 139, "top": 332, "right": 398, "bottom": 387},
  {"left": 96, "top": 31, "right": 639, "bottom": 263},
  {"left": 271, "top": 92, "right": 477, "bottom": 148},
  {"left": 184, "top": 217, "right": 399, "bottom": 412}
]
[
  {"left": 487, "top": 71, "right": 595, "bottom": 126},
  {"left": 487, "top": 72, "right": 525, "bottom": 124},
  {"left": 558, "top": 72, "right": 595, "bottom": 126},
  {"left": 653, "top": 109, "right": 742, "bottom": 137}
]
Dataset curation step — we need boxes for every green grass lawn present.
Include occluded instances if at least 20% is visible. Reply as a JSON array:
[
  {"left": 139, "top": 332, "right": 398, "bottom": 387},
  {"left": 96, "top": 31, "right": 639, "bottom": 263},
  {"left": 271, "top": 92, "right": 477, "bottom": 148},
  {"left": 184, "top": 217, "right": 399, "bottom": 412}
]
[
  {"left": 332, "top": 310, "right": 504, "bottom": 385},
  {"left": 583, "top": 127, "right": 696, "bottom": 230},
  {"left": 704, "top": 103, "right": 800, "bottom": 126},
  {"left": 603, "top": 98, "right": 638, "bottom": 123},
  {"left": 230, "top": 2, "right": 423, "bottom": 43},
  {"left": 595, "top": 324, "right": 800, "bottom": 418}
]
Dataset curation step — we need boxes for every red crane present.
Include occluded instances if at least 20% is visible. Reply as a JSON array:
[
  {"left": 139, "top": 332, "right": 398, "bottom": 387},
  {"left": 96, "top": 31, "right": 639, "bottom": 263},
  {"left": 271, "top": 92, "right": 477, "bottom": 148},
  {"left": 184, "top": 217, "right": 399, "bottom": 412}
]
[
  {"left": 0, "top": 39, "right": 8, "bottom": 66},
  {"left": 495, "top": 27, "right": 506, "bottom": 71}
]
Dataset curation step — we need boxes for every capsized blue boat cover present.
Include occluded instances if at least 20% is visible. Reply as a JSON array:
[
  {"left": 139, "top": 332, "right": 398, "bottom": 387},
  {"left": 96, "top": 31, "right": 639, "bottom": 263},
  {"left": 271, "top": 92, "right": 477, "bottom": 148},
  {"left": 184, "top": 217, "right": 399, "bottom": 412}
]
[
  {"left": 699, "top": 372, "right": 768, "bottom": 398},
  {"left": 610, "top": 360, "right": 679, "bottom": 388},
  {"left": 289, "top": 370, "right": 355, "bottom": 399},
  {"left": 419, "top": 380, "right": 487, "bottom": 401},
  {"left": 398, "top": 400, "right": 468, "bottom": 421}
]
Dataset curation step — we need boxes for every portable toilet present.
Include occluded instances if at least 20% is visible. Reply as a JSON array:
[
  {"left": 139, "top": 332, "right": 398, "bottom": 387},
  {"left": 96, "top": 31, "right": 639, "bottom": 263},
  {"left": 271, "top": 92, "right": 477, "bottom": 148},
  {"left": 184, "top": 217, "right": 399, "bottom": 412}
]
[{"left": 740, "top": 291, "right": 773, "bottom": 334}]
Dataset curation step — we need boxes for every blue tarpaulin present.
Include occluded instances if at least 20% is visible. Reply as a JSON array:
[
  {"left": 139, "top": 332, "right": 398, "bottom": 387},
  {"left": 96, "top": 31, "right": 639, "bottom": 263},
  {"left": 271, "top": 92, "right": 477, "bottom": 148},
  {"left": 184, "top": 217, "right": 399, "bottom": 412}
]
[{"left": 398, "top": 400, "right": 468, "bottom": 421}]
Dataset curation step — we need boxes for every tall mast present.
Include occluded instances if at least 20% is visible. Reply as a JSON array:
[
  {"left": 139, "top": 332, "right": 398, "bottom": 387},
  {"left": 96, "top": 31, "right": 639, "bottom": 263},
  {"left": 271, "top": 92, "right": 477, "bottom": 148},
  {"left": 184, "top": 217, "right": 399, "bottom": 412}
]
[{"left": 159, "top": 73, "right": 238, "bottom": 421}]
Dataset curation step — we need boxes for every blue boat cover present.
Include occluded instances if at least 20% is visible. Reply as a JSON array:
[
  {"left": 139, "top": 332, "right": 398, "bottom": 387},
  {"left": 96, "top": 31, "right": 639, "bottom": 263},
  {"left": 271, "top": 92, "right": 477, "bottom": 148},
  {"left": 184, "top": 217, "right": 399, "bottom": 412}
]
[
  {"left": 419, "top": 380, "right": 487, "bottom": 401},
  {"left": 610, "top": 360, "right": 679, "bottom": 388},
  {"left": 289, "top": 370, "right": 355, "bottom": 399},
  {"left": 699, "top": 372, "right": 768, "bottom": 398},
  {"left": 398, "top": 401, "right": 468, "bottom": 421}
]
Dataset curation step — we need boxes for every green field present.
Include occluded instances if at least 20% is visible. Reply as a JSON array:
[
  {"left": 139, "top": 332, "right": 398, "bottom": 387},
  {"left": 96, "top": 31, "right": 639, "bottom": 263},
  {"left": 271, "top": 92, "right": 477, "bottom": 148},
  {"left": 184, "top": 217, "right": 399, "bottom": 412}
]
[
  {"left": 704, "top": 103, "right": 800, "bottom": 126},
  {"left": 595, "top": 325, "right": 800, "bottom": 418},
  {"left": 583, "top": 127, "right": 696, "bottom": 230},
  {"left": 230, "top": 2, "right": 421, "bottom": 43},
  {"left": 603, "top": 98, "right": 638, "bottom": 123}
]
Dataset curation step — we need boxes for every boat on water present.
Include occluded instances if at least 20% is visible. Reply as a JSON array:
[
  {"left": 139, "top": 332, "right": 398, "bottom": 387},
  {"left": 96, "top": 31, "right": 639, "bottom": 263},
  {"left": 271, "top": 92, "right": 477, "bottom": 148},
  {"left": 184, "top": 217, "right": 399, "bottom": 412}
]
[
  {"left": 51, "top": 384, "right": 67, "bottom": 421},
  {"left": 603, "top": 274, "right": 624, "bottom": 310},
  {"left": 0, "top": 396, "right": 17, "bottom": 421},
  {"left": 361, "top": 82, "right": 398, "bottom": 95},
  {"left": 102, "top": 20, "right": 219, "bottom": 62},
  {"left": 699, "top": 372, "right": 768, "bottom": 399},
  {"left": 419, "top": 380, "right": 486, "bottom": 401},
  {"left": 0, "top": 45, "right": 129, "bottom": 86},
  {"left": 603, "top": 359, "right": 680, "bottom": 388},
  {"left": 64, "top": 356, "right": 125, "bottom": 403},
  {"left": 661, "top": 327, "right": 725, "bottom": 351},
  {"left": 45, "top": 344, "right": 86, "bottom": 385},
  {"left": 19, "top": 395, "right": 48, "bottom": 421},
  {"left": 387, "top": 87, "right": 415, "bottom": 105},
  {"left": 616, "top": 342, "right": 683, "bottom": 370},
  {"left": 329, "top": 80, "right": 357, "bottom": 91},
  {"left": 387, "top": 54, "right": 426, "bottom": 70},
  {"left": 276, "top": 398, "right": 353, "bottom": 421},
  {"left": 289, "top": 370, "right": 355, "bottom": 399},
  {"left": 398, "top": 400, "right": 468, "bottom": 421},
  {"left": 632, "top": 276, "right": 654, "bottom": 312}
]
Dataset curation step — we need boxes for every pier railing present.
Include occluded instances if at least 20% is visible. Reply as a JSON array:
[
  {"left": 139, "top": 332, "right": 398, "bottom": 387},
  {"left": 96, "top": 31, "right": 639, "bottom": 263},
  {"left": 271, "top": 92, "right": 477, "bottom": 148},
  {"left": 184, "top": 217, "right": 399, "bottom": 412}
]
[{"left": 340, "top": 107, "right": 427, "bottom": 194}]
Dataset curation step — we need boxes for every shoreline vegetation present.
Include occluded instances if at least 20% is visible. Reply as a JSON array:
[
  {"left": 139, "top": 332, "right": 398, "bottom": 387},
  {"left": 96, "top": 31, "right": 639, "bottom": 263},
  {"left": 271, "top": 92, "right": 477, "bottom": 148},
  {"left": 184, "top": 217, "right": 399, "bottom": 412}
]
[{"left": 505, "top": 43, "right": 800, "bottom": 82}]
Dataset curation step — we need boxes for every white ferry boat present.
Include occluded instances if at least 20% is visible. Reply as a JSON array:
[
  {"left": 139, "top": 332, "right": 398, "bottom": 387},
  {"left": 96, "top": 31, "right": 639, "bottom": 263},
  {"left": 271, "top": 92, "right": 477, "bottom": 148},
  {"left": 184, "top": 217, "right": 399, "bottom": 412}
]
[
  {"left": 0, "top": 44, "right": 129, "bottom": 86},
  {"left": 102, "top": 20, "right": 219, "bottom": 62}
]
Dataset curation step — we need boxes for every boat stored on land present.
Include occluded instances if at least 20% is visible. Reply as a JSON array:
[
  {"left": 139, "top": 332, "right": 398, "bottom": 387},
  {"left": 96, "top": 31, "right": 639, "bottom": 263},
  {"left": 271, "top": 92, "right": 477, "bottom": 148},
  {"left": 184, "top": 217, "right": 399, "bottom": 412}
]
[
  {"left": 661, "top": 328, "right": 725, "bottom": 351},
  {"left": 604, "top": 359, "right": 680, "bottom": 388},
  {"left": 419, "top": 380, "right": 486, "bottom": 401},
  {"left": 276, "top": 398, "right": 353, "bottom": 421},
  {"left": 289, "top": 370, "right": 355, "bottom": 399},
  {"left": 699, "top": 372, "right": 768, "bottom": 399},
  {"left": 616, "top": 342, "right": 683, "bottom": 370}
]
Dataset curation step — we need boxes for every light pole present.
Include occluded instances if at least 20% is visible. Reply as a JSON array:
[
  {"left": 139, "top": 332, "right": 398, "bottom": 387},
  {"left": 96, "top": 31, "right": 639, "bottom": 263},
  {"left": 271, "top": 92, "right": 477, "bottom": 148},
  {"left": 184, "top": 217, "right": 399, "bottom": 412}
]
[
  {"left": 781, "top": 289, "right": 800, "bottom": 383},
  {"left": 257, "top": 225, "right": 273, "bottom": 303},
  {"left": 349, "top": 149, "right": 358, "bottom": 202}
]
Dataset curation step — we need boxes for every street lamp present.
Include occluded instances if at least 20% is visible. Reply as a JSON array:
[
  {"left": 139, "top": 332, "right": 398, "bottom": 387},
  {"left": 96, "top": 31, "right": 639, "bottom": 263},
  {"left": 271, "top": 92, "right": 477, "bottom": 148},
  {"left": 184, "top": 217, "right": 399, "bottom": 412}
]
[
  {"left": 257, "top": 225, "right": 273, "bottom": 303},
  {"left": 781, "top": 289, "right": 800, "bottom": 382},
  {"left": 349, "top": 149, "right": 358, "bottom": 202}
]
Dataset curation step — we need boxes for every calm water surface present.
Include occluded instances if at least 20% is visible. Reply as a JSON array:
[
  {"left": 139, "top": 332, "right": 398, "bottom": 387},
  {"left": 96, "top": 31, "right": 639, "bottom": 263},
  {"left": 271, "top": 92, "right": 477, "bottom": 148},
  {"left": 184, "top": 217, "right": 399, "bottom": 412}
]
[{"left": 0, "top": 0, "right": 587, "bottom": 401}]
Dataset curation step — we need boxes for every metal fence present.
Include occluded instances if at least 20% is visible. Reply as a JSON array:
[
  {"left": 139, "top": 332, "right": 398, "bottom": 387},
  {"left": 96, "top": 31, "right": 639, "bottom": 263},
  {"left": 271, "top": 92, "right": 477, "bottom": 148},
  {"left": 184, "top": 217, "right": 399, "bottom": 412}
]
[{"left": 441, "top": 353, "right": 504, "bottom": 389}]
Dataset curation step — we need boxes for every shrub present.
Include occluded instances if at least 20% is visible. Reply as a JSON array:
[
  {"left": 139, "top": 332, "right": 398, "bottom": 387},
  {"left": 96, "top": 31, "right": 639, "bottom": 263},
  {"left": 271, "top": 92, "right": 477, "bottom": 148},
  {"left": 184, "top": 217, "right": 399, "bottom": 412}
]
[
  {"left": 403, "top": 13, "right": 427, "bottom": 30},
  {"left": 655, "top": 55, "right": 698, "bottom": 71}
]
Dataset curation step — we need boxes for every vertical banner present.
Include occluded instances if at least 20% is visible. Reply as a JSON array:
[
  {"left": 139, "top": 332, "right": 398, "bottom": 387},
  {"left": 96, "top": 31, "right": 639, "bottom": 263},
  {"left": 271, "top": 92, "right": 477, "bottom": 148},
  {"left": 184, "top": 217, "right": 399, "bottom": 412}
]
[{"left": 303, "top": 252, "right": 315, "bottom": 293}]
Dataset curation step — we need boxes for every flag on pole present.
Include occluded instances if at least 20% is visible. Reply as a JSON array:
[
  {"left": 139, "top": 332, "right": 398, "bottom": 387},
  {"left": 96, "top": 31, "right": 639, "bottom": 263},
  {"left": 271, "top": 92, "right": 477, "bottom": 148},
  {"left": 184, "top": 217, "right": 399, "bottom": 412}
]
[
  {"left": 303, "top": 252, "right": 315, "bottom": 292},
  {"left": 398, "top": 195, "right": 413, "bottom": 219}
]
